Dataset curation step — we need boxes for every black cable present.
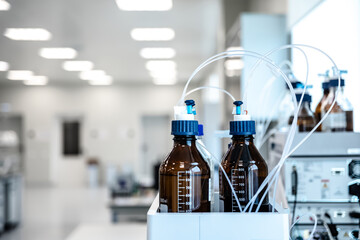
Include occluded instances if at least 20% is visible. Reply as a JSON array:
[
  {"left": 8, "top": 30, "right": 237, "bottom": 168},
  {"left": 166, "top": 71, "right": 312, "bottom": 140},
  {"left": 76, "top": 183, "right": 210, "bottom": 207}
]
[
  {"left": 324, "top": 213, "right": 338, "bottom": 240},
  {"left": 291, "top": 166, "right": 298, "bottom": 225}
]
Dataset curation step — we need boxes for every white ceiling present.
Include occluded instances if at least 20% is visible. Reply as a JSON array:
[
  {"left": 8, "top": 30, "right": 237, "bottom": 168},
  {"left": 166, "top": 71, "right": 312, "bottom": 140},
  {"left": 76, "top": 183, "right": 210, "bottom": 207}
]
[{"left": 0, "top": 0, "right": 221, "bottom": 86}]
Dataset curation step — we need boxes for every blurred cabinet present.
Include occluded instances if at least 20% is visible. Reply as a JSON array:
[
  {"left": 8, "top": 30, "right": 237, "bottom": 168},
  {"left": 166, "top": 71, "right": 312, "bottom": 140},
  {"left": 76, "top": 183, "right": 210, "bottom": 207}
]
[{"left": 226, "top": 13, "right": 288, "bottom": 120}]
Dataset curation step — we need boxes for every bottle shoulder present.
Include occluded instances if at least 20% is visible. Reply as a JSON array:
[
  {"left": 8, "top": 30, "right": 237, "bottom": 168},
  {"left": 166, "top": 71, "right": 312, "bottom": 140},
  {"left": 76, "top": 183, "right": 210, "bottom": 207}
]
[
  {"left": 221, "top": 142, "right": 268, "bottom": 170},
  {"left": 160, "top": 145, "right": 210, "bottom": 175}
]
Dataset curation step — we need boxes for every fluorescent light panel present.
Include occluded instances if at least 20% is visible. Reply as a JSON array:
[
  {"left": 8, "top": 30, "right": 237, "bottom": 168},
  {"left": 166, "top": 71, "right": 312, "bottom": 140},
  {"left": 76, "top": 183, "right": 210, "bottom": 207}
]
[
  {"left": 89, "top": 76, "right": 113, "bottom": 85},
  {"left": 131, "top": 28, "right": 175, "bottom": 41},
  {"left": 0, "top": 61, "right": 9, "bottom": 71},
  {"left": 146, "top": 60, "right": 176, "bottom": 71},
  {"left": 24, "top": 76, "right": 48, "bottom": 85},
  {"left": 226, "top": 46, "right": 244, "bottom": 52},
  {"left": 4, "top": 28, "right": 51, "bottom": 41},
  {"left": 39, "top": 48, "right": 77, "bottom": 59},
  {"left": 0, "top": 0, "right": 10, "bottom": 11},
  {"left": 79, "top": 70, "right": 106, "bottom": 80},
  {"left": 140, "top": 48, "right": 176, "bottom": 59},
  {"left": 149, "top": 69, "right": 176, "bottom": 78},
  {"left": 224, "top": 59, "right": 244, "bottom": 70},
  {"left": 153, "top": 77, "right": 177, "bottom": 85},
  {"left": 63, "top": 61, "right": 94, "bottom": 71},
  {"left": 7, "top": 70, "right": 33, "bottom": 80},
  {"left": 116, "top": 0, "right": 172, "bottom": 11}
]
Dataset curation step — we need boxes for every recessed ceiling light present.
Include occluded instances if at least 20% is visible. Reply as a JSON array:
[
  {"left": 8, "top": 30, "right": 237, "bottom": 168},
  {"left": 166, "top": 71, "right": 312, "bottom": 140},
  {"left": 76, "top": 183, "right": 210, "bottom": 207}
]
[
  {"left": 89, "top": 76, "right": 113, "bottom": 85},
  {"left": 226, "top": 46, "right": 244, "bottom": 52},
  {"left": 23, "top": 76, "right": 48, "bottom": 86},
  {"left": 140, "top": 48, "right": 176, "bottom": 59},
  {"left": 0, "top": 61, "right": 9, "bottom": 71},
  {"left": 116, "top": 0, "right": 173, "bottom": 11},
  {"left": 224, "top": 59, "right": 244, "bottom": 70},
  {"left": 149, "top": 69, "right": 176, "bottom": 78},
  {"left": 0, "top": 0, "right": 10, "bottom": 11},
  {"left": 146, "top": 60, "right": 176, "bottom": 71},
  {"left": 39, "top": 48, "right": 77, "bottom": 59},
  {"left": 7, "top": 70, "right": 33, "bottom": 80},
  {"left": 153, "top": 77, "right": 177, "bottom": 85},
  {"left": 79, "top": 70, "right": 106, "bottom": 80},
  {"left": 62, "top": 61, "right": 94, "bottom": 71},
  {"left": 115, "top": 0, "right": 172, "bottom": 11},
  {"left": 4, "top": 28, "right": 51, "bottom": 41},
  {"left": 131, "top": 28, "right": 175, "bottom": 41}
]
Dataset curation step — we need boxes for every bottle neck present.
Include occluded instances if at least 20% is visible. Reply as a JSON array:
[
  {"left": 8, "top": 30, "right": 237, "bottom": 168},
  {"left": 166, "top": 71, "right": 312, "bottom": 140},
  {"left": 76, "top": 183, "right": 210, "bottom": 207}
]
[
  {"left": 173, "top": 135, "right": 196, "bottom": 146},
  {"left": 300, "top": 101, "right": 311, "bottom": 109},
  {"left": 231, "top": 135, "right": 254, "bottom": 144},
  {"left": 330, "top": 86, "right": 344, "bottom": 95}
]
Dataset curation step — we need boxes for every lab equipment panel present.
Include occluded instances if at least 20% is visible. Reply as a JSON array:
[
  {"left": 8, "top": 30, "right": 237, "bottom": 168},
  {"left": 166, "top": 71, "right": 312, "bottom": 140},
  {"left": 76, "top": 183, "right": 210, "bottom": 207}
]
[{"left": 285, "top": 157, "right": 359, "bottom": 202}]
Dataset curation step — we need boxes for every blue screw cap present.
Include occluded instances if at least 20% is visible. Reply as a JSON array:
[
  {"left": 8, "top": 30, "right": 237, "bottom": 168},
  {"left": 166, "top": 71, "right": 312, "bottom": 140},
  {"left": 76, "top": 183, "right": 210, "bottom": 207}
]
[
  {"left": 295, "top": 93, "right": 312, "bottom": 102},
  {"left": 197, "top": 124, "right": 204, "bottom": 136},
  {"left": 171, "top": 120, "right": 198, "bottom": 136},
  {"left": 329, "top": 79, "right": 345, "bottom": 87},
  {"left": 230, "top": 120, "right": 256, "bottom": 135}
]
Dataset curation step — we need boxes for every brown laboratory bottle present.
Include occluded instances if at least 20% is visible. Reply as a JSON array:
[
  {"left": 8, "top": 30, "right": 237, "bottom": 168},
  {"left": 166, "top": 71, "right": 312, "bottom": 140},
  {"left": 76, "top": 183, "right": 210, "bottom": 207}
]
[
  {"left": 219, "top": 101, "right": 270, "bottom": 212},
  {"left": 315, "top": 81, "right": 329, "bottom": 131},
  {"left": 159, "top": 100, "right": 210, "bottom": 212},
  {"left": 288, "top": 93, "right": 316, "bottom": 132},
  {"left": 322, "top": 72, "right": 353, "bottom": 132}
]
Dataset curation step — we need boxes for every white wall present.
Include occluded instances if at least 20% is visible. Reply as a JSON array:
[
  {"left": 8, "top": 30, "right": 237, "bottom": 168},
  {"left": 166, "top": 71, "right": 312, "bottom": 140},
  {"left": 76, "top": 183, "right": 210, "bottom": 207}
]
[
  {"left": 288, "top": 0, "right": 324, "bottom": 28},
  {"left": 0, "top": 85, "right": 186, "bottom": 186}
]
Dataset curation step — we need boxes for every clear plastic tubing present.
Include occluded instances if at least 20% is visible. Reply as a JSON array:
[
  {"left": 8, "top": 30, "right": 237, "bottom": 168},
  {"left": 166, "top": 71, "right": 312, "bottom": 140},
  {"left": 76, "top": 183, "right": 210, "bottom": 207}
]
[
  {"left": 178, "top": 50, "right": 301, "bottom": 212},
  {"left": 178, "top": 51, "right": 301, "bottom": 142},
  {"left": 178, "top": 50, "right": 298, "bottom": 109},
  {"left": 183, "top": 86, "right": 242, "bottom": 211},
  {"left": 254, "top": 60, "right": 297, "bottom": 147},
  {"left": 177, "top": 45, "right": 335, "bottom": 240},
  {"left": 184, "top": 86, "right": 236, "bottom": 102},
  {"left": 245, "top": 45, "right": 341, "bottom": 214},
  {"left": 289, "top": 213, "right": 318, "bottom": 240}
]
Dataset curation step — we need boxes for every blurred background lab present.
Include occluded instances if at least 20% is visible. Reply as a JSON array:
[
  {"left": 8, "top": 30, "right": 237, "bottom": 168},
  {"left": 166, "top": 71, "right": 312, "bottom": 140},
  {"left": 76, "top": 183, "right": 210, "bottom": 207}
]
[{"left": 0, "top": 0, "right": 359, "bottom": 239}]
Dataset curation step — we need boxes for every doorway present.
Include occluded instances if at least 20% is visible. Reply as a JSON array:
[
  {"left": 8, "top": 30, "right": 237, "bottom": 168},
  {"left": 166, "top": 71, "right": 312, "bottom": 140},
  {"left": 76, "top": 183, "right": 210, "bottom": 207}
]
[{"left": 140, "top": 115, "right": 171, "bottom": 186}]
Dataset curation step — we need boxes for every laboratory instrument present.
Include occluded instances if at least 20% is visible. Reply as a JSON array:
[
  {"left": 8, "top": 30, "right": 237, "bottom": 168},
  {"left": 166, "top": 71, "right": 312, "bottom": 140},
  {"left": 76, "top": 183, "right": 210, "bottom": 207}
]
[
  {"left": 219, "top": 101, "right": 270, "bottom": 212},
  {"left": 3, "top": 174, "right": 22, "bottom": 230},
  {"left": 159, "top": 100, "right": 211, "bottom": 213},
  {"left": 269, "top": 132, "right": 360, "bottom": 240}
]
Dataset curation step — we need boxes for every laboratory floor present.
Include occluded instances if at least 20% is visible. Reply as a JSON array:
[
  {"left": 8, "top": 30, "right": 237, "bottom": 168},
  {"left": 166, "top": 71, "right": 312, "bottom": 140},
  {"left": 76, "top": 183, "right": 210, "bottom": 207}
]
[{"left": 1, "top": 186, "right": 147, "bottom": 240}]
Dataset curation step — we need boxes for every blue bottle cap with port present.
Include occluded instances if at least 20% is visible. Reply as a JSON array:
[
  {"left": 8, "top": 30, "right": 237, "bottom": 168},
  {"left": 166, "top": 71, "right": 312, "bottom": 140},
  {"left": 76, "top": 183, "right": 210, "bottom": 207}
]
[
  {"left": 230, "top": 101, "right": 256, "bottom": 135},
  {"left": 171, "top": 99, "right": 198, "bottom": 136}
]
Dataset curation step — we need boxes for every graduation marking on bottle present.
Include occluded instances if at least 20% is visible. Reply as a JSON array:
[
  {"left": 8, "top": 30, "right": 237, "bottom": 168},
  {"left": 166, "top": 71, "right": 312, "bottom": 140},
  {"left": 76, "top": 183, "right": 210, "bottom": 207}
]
[
  {"left": 177, "top": 171, "right": 192, "bottom": 212},
  {"left": 231, "top": 168, "right": 246, "bottom": 212}
]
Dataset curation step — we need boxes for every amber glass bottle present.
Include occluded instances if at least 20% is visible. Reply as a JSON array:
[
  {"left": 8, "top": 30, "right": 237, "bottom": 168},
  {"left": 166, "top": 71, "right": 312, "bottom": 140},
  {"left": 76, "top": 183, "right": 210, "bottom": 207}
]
[
  {"left": 288, "top": 93, "right": 316, "bottom": 132},
  {"left": 159, "top": 100, "right": 211, "bottom": 213},
  {"left": 315, "top": 82, "right": 329, "bottom": 132},
  {"left": 322, "top": 77, "right": 353, "bottom": 132},
  {"left": 219, "top": 101, "right": 270, "bottom": 212}
]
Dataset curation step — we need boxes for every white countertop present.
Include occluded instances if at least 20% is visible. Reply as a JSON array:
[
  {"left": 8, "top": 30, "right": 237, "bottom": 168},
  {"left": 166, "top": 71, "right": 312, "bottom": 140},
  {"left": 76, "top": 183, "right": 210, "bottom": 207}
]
[{"left": 66, "top": 223, "right": 147, "bottom": 240}]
